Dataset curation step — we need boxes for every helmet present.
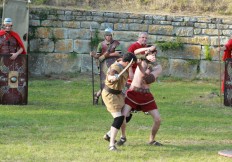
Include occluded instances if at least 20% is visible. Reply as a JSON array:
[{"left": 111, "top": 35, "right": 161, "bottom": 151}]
[
  {"left": 104, "top": 27, "right": 113, "bottom": 35},
  {"left": 3, "top": 18, "right": 13, "bottom": 25}
]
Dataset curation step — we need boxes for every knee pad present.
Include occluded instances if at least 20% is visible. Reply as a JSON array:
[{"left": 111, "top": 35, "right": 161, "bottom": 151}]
[
  {"left": 126, "top": 113, "right": 132, "bottom": 123},
  {"left": 112, "top": 116, "right": 124, "bottom": 129}
]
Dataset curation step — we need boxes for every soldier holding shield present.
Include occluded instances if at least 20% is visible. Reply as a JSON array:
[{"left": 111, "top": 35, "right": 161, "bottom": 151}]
[
  {"left": 218, "top": 38, "right": 232, "bottom": 93},
  {"left": 0, "top": 18, "right": 26, "bottom": 59},
  {"left": 0, "top": 18, "right": 27, "bottom": 105}
]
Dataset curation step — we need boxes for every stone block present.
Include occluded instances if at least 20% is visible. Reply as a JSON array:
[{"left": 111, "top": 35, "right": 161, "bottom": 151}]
[
  {"left": 81, "top": 21, "right": 100, "bottom": 29},
  {"left": 173, "top": 27, "right": 193, "bottom": 37},
  {"left": 156, "top": 58, "right": 169, "bottom": 77},
  {"left": 210, "top": 36, "right": 230, "bottom": 46},
  {"left": 153, "top": 15, "right": 166, "bottom": 21},
  {"left": 43, "top": 53, "right": 81, "bottom": 75},
  {"left": 113, "top": 31, "right": 138, "bottom": 41},
  {"left": 30, "top": 20, "right": 40, "bottom": 26},
  {"left": 202, "top": 29, "right": 218, "bottom": 36},
  {"left": 197, "top": 60, "right": 222, "bottom": 79},
  {"left": 54, "top": 39, "right": 73, "bottom": 53},
  {"left": 63, "top": 21, "right": 80, "bottom": 28},
  {"left": 129, "top": 23, "right": 148, "bottom": 31},
  {"left": 53, "top": 28, "right": 69, "bottom": 39},
  {"left": 181, "top": 36, "right": 209, "bottom": 45},
  {"left": 114, "top": 23, "right": 130, "bottom": 31},
  {"left": 30, "top": 38, "right": 54, "bottom": 52},
  {"left": 74, "top": 40, "right": 91, "bottom": 54},
  {"left": 80, "top": 54, "right": 98, "bottom": 73},
  {"left": 169, "top": 59, "right": 198, "bottom": 79},
  {"left": 35, "top": 27, "right": 52, "bottom": 39},
  {"left": 222, "top": 30, "right": 232, "bottom": 36},
  {"left": 68, "top": 29, "right": 91, "bottom": 40},
  {"left": 194, "top": 23, "right": 207, "bottom": 29},
  {"left": 158, "top": 45, "right": 201, "bottom": 60},
  {"left": 201, "top": 45, "right": 220, "bottom": 61},
  {"left": 148, "top": 25, "right": 173, "bottom": 36}
]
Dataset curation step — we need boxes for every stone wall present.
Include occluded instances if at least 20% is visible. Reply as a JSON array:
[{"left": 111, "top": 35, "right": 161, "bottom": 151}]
[{"left": 27, "top": 7, "right": 232, "bottom": 79}]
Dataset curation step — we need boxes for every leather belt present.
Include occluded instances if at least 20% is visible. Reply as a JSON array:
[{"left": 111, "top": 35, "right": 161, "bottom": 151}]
[
  {"left": 132, "top": 86, "right": 150, "bottom": 93},
  {"left": 104, "top": 85, "right": 122, "bottom": 95}
]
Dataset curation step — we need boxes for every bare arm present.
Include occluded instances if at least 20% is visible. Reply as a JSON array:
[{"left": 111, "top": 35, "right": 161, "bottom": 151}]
[
  {"left": 137, "top": 60, "right": 147, "bottom": 77},
  {"left": 217, "top": 46, "right": 226, "bottom": 52},
  {"left": 134, "top": 45, "right": 156, "bottom": 55},
  {"left": 150, "top": 64, "right": 162, "bottom": 79}
]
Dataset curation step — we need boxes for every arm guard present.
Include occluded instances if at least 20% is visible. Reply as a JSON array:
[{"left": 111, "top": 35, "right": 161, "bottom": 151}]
[{"left": 144, "top": 73, "right": 156, "bottom": 84}]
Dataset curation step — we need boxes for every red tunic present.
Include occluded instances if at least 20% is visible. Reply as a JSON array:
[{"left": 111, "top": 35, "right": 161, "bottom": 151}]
[
  {"left": 125, "top": 89, "right": 158, "bottom": 112},
  {"left": 127, "top": 42, "right": 147, "bottom": 84},
  {"left": 0, "top": 30, "right": 26, "bottom": 54},
  {"left": 222, "top": 39, "right": 232, "bottom": 61}
]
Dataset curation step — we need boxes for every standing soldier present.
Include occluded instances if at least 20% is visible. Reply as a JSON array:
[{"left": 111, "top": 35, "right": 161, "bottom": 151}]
[
  {"left": 0, "top": 18, "right": 26, "bottom": 59},
  {"left": 218, "top": 38, "right": 232, "bottom": 94},
  {"left": 0, "top": 18, "right": 27, "bottom": 105},
  {"left": 90, "top": 27, "right": 122, "bottom": 104}
]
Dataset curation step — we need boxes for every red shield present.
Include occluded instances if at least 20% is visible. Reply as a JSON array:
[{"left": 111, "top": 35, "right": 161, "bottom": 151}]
[
  {"left": 224, "top": 58, "right": 232, "bottom": 106},
  {"left": 0, "top": 54, "right": 28, "bottom": 105}
]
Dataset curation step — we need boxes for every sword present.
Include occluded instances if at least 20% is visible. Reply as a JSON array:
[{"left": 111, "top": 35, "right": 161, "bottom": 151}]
[{"left": 115, "top": 59, "right": 133, "bottom": 79}]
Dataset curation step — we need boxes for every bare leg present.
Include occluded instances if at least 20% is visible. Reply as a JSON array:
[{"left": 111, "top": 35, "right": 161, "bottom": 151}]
[
  {"left": 148, "top": 109, "right": 161, "bottom": 142},
  {"left": 120, "top": 104, "right": 132, "bottom": 138},
  {"left": 109, "top": 112, "right": 122, "bottom": 147}
]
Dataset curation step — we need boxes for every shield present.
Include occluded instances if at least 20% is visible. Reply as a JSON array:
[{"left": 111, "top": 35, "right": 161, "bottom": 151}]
[
  {"left": 100, "top": 56, "right": 120, "bottom": 91},
  {"left": 224, "top": 58, "right": 232, "bottom": 106},
  {"left": 0, "top": 54, "right": 28, "bottom": 105}
]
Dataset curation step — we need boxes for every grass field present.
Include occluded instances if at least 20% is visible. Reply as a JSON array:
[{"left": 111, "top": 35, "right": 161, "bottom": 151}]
[{"left": 0, "top": 75, "right": 231, "bottom": 161}]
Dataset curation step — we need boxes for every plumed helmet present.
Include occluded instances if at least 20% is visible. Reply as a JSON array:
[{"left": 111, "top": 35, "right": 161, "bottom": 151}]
[
  {"left": 104, "top": 27, "right": 113, "bottom": 35},
  {"left": 3, "top": 18, "right": 13, "bottom": 25}
]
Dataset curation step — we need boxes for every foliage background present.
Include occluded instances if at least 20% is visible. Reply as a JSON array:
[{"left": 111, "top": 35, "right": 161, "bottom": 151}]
[{"left": 24, "top": 0, "right": 232, "bottom": 16}]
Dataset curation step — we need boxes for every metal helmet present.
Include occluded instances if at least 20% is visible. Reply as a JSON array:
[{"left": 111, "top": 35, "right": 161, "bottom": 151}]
[
  {"left": 3, "top": 18, "right": 13, "bottom": 25},
  {"left": 104, "top": 27, "right": 113, "bottom": 35}
]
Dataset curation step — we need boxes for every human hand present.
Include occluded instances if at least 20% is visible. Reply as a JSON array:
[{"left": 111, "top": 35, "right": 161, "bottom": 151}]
[
  {"left": 104, "top": 51, "right": 110, "bottom": 58},
  {"left": 149, "top": 46, "right": 156, "bottom": 52},
  {"left": 136, "top": 59, "right": 142, "bottom": 65},
  {"left": 217, "top": 46, "right": 226, "bottom": 52},
  {"left": 10, "top": 53, "right": 19, "bottom": 60},
  {"left": 99, "top": 55, "right": 105, "bottom": 62},
  {"left": 90, "top": 51, "right": 94, "bottom": 57},
  {"left": 108, "top": 74, "right": 118, "bottom": 82}
]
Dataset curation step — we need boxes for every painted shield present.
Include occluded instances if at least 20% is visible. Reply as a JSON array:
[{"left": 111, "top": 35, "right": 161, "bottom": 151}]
[
  {"left": 99, "top": 56, "right": 120, "bottom": 91},
  {"left": 224, "top": 58, "right": 232, "bottom": 106},
  {"left": 0, "top": 54, "right": 28, "bottom": 105}
]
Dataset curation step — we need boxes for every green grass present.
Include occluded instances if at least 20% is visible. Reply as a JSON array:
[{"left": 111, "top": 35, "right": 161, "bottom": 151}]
[{"left": 0, "top": 75, "right": 231, "bottom": 161}]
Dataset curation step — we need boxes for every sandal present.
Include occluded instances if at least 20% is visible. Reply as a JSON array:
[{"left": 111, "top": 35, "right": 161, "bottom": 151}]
[
  {"left": 149, "top": 141, "right": 163, "bottom": 146},
  {"left": 103, "top": 134, "right": 117, "bottom": 143},
  {"left": 117, "top": 137, "right": 127, "bottom": 146},
  {"left": 94, "top": 92, "right": 99, "bottom": 105},
  {"left": 109, "top": 145, "right": 117, "bottom": 151}
]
